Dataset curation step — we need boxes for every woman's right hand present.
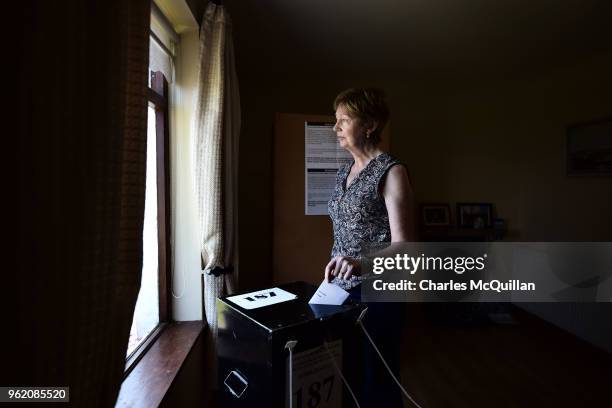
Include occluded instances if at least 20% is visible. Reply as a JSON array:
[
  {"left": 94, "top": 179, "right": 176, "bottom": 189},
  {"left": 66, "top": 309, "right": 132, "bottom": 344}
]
[{"left": 325, "top": 256, "right": 361, "bottom": 282}]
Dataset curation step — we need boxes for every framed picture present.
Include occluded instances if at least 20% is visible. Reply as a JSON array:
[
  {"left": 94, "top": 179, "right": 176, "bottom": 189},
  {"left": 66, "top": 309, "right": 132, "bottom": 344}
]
[
  {"left": 457, "top": 203, "right": 493, "bottom": 229},
  {"left": 421, "top": 204, "right": 451, "bottom": 227},
  {"left": 566, "top": 117, "right": 612, "bottom": 176}
]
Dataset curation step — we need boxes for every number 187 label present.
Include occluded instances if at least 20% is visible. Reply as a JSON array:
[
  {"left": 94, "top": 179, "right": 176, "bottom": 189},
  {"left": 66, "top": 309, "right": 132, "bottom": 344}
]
[{"left": 286, "top": 340, "right": 342, "bottom": 408}]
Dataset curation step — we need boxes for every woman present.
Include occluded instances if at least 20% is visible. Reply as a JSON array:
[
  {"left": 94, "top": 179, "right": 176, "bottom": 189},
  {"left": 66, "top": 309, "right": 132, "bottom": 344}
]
[{"left": 324, "top": 88, "right": 415, "bottom": 407}]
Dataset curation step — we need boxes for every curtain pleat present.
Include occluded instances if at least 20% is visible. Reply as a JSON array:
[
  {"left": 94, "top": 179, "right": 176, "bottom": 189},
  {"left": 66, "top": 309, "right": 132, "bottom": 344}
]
[
  {"left": 16, "top": 1, "right": 149, "bottom": 405},
  {"left": 193, "top": 3, "right": 240, "bottom": 333}
]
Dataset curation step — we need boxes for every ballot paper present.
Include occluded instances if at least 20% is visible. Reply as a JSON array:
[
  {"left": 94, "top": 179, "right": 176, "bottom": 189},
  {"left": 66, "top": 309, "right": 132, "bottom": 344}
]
[
  {"left": 227, "top": 287, "right": 297, "bottom": 310},
  {"left": 308, "top": 281, "right": 350, "bottom": 305}
]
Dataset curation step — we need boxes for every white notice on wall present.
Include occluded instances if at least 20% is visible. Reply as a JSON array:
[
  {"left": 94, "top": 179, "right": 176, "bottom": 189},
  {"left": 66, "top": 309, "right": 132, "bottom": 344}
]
[
  {"left": 305, "top": 122, "right": 352, "bottom": 215},
  {"left": 226, "top": 287, "right": 297, "bottom": 310},
  {"left": 286, "top": 340, "right": 343, "bottom": 408}
]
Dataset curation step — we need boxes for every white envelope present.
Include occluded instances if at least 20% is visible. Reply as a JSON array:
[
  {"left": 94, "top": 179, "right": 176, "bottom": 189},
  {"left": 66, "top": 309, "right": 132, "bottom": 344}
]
[{"left": 308, "top": 281, "right": 350, "bottom": 305}]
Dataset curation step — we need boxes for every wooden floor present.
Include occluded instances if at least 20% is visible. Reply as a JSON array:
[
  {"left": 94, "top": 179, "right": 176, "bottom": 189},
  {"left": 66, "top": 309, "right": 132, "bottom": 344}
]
[{"left": 399, "top": 304, "right": 611, "bottom": 408}]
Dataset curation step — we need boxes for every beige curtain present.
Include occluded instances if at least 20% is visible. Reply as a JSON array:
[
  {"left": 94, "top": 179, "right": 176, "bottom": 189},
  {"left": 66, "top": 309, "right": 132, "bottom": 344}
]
[
  {"left": 17, "top": 0, "right": 149, "bottom": 405},
  {"left": 193, "top": 3, "right": 240, "bottom": 332}
]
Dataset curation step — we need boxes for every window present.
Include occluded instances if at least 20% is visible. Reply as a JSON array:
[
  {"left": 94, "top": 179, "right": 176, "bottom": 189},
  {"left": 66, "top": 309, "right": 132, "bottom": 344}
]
[{"left": 126, "top": 4, "right": 177, "bottom": 367}]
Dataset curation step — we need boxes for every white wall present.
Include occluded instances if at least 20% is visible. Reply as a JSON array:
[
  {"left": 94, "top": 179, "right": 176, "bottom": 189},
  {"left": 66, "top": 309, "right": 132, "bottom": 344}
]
[{"left": 169, "top": 22, "right": 202, "bottom": 321}]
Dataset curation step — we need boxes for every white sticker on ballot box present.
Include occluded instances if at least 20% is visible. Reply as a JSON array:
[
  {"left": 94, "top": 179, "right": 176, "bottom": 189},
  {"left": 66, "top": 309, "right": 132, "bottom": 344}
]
[
  {"left": 286, "top": 340, "right": 342, "bottom": 408},
  {"left": 227, "top": 287, "right": 297, "bottom": 309}
]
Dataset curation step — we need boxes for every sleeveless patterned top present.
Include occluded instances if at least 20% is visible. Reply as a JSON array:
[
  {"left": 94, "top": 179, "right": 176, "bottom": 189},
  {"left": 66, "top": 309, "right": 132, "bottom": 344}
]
[{"left": 328, "top": 153, "right": 402, "bottom": 290}]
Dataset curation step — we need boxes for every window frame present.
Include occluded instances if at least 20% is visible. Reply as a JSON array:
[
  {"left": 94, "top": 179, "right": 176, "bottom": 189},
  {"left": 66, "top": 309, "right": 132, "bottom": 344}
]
[
  {"left": 125, "top": 69, "right": 172, "bottom": 376},
  {"left": 149, "top": 70, "right": 172, "bottom": 324}
]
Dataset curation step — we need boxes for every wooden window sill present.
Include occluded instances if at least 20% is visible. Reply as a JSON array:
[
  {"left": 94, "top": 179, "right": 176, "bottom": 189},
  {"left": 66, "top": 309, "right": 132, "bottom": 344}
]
[{"left": 116, "top": 321, "right": 205, "bottom": 407}]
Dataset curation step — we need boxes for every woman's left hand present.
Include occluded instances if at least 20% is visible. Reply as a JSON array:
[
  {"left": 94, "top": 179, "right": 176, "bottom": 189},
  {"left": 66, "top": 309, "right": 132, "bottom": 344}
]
[{"left": 325, "top": 256, "right": 361, "bottom": 282}]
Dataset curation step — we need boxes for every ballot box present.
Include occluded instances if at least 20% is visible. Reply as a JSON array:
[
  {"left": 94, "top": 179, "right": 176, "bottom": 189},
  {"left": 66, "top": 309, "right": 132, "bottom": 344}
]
[{"left": 217, "top": 281, "right": 365, "bottom": 408}]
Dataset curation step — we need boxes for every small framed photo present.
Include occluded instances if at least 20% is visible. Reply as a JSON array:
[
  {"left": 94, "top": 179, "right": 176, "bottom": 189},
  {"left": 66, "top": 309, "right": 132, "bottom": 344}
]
[
  {"left": 421, "top": 204, "right": 451, "bottom": 227},
  {"left": 457, "top": 203, "right": 493, "bottom": 229}
]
